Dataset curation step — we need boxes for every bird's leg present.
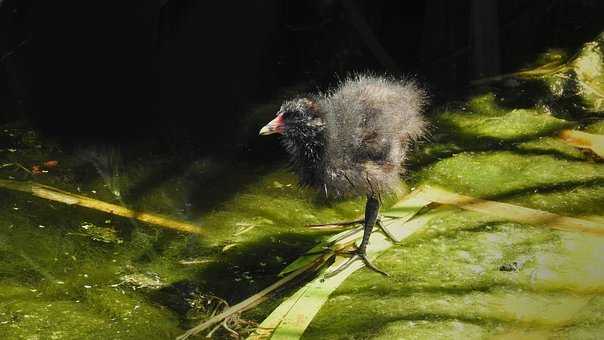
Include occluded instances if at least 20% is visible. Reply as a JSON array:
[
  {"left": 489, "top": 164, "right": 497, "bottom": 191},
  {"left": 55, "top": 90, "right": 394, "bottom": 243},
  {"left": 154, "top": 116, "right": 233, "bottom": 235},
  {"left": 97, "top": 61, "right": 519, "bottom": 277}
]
[
  {"left": 356, "top": 194, "right": 389, "bottom": 275},
  {"left": 325, "top": 194, "right": 389, "bottom": 277},
  {"left": 358, "top": 194, "right": 379, "bottom": 254}
]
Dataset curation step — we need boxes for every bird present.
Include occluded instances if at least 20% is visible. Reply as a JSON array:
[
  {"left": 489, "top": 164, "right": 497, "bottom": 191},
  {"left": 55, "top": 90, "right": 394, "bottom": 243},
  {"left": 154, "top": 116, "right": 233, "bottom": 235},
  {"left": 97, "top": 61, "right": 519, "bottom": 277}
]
[{"left": 259, "top": 74, "right": 428, "bottom": 276}]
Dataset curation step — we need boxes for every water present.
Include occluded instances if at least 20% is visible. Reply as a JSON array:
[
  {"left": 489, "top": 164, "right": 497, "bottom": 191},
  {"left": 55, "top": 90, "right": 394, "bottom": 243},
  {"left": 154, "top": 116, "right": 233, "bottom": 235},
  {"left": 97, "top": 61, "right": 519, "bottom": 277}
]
[{"left": 1, "top": 33, "right": 603, "bottom": 339}]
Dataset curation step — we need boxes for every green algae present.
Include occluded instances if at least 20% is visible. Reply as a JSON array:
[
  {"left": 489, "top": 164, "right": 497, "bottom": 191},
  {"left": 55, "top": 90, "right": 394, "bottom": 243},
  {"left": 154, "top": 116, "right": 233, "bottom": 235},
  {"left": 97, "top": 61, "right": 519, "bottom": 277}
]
[
  {"left": 517, "top": 137, "right": 587, "bottom": 160},
  {"left": 273, "top": 139, "right": 604, "bottom": 339},
  {"left": 1, "top": 37, "right": 604, "bottom": 340},
  {"left": 0, "top": 282, "right": 180, "bottom": 340},
  {"left": 538, "top": 32, "right": 604, "bottom": 114},
  {"left": 68, "top": 222, "right": 123, "bottom": 244},
  {"left": 303, "top": 209, "right": 603, "bottom": 339},
  {"left": 571, "top": 34, "right": 604, "bottom": 113},
  {"left": 585, "top": 120, "right": 604, "bottom": 134},
  {"left": 466, "top": 93, "right": 508, "bottom": 116},
  {"left": 2, "top": 133, "right": 603, "bottom": 340},
  {"left": 0, "top": 126, "right": 365, "bottom": 338},
  {"left": 373, "top": 320, "right": 487, "bottom": 340},
  {"left": 299, "top": 35, "right": 604, "bottom": 340},
  {"left": 437, "top": 106, "right": 571, "bottom": 142},
  {"left": 534, "top": 48, "right": 569, "bottom": 67},
  {"left": 416, "top": 151, "right": 603, "bottom": 194}
]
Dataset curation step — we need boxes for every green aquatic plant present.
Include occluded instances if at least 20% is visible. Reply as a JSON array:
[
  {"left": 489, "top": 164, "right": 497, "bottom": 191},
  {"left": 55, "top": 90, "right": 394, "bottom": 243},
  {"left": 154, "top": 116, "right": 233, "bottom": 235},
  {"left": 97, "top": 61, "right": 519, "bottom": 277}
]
[{"left": 1, "top": 33, "right": 604, "bottom": 340}]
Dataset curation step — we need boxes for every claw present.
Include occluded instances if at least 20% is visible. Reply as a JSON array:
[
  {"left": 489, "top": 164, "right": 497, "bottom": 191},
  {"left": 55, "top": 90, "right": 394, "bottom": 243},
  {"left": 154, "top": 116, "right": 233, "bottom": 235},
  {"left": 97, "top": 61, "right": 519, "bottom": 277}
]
[
  {"left": 359, "top": 252, "right": 390, "bottom": 276},
  {"left": 324, "top": 249, "right": 389, "bottom": 278},
  {"left": 313, "top": 194, "right": 393, "bottom": 278}
]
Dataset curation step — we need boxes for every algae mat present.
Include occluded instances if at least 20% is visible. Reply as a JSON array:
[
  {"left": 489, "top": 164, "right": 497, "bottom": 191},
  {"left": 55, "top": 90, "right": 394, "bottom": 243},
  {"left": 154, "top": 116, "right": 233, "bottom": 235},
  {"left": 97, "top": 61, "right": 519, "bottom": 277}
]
[
  {"left": 1, "top": 33, "right": 604, "bottom": 340},
  {"left": 255, "top": 34, "right": 604, "bottom": 339},
  {"left": 250, "top": 186, "right": 603, "bottom": 339},
  {"left": 295, "top": 150, "right": 604, "bottom": 339}
]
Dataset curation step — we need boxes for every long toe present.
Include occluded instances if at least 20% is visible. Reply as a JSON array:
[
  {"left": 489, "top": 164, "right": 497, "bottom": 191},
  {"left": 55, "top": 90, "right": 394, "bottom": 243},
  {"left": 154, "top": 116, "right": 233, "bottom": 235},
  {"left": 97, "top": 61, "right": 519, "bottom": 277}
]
[
  {"left": 325, "top": 225, "right": 365, "bottom": 246},
  {"left": 324, "top": 249, "right": 390, "bottom": 278},
  {"left": 376, "top": 220, "right": 399, "bottom": 243},
  {"left": 323, "top": 254, "right": 363, "bottom": 278},
  {"left": 305, "top": 219, "right": 365, "bottom": 229},
  {"left": 358, "top": 252, "right": 390, "bottom": 277}
]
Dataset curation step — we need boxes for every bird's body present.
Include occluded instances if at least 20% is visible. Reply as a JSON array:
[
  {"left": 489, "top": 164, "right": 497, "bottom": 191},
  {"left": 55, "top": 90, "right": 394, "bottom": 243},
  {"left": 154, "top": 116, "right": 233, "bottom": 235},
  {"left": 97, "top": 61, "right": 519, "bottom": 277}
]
[
  {"left": 260, "top": 74, "right": 428, "bottom": 276},
  {"left": 276, "top": 74, "right": 427, "bottom": 198}
]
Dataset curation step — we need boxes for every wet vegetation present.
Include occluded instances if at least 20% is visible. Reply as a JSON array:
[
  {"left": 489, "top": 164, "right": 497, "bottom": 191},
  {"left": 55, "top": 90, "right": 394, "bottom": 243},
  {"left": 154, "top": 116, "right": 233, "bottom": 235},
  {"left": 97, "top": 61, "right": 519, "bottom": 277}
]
[
  {"left": 304, "top": 32, "right": 604, "bottom": 340},
  {"left": 1, "top": 34, "right": 604, "bottom": 340}
]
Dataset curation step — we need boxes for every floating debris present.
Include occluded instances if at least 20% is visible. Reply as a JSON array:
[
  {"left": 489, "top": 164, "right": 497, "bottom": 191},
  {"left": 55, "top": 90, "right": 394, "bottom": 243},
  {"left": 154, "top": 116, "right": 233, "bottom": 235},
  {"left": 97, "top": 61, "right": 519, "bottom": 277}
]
[
  {"left": 222, "top": 243, "right": 238, "bottom": 252},
  {"left": 43, "top": 160, "right": 59, "bottom": 168},
  {"left": 67, "top": 222, "right": 123, "bottom": 244},
  {"left": 114, "top": 272, "right": 166, "bottom": 290},
  {"left": 499, "top": 262, "right": 520, "bottom": 272},
  {"left": 234, "top": 225, "right": 256, "bottom": 236},
  {"left": 177, "top": 258, "right": 214, "bottom": 265}
]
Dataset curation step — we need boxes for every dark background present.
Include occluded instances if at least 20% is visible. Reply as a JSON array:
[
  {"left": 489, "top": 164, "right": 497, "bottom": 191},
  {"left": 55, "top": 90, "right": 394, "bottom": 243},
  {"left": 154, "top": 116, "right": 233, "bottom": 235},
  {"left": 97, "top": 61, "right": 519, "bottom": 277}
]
[{"left": 0, "top": 0, "right": 602, "bottom": 157}]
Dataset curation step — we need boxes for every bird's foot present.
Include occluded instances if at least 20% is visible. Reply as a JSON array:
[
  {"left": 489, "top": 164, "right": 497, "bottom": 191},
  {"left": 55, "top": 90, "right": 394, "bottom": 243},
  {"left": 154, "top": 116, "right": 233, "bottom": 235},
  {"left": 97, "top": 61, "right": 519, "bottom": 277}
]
[
  {"left": 375, "top": 220, "right": 399, "bottom": 243},
  {"left": 324, "top": 247, "right": 389, "bottom": 278}
]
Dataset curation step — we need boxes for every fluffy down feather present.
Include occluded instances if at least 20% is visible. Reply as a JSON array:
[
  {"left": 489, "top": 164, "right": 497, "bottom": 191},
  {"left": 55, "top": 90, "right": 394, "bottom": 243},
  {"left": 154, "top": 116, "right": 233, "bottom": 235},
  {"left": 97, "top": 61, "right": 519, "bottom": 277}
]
[{"left": 274, "top": 74, "right": 428, "bottom": 198}]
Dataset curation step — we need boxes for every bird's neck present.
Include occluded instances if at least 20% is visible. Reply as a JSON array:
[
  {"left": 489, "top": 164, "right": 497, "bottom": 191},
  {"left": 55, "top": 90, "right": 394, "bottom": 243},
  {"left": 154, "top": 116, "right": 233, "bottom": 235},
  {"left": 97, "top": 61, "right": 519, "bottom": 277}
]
[{"left": 285, "top": 127, "right": 325, "bottom": 188}]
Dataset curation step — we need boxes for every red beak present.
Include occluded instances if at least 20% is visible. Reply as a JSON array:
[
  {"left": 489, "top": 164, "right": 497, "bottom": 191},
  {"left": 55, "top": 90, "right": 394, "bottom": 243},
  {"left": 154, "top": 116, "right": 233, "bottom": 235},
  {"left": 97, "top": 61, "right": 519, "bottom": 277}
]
[{"left": 259, "top": 114, "right": 285, "bottom": 135}]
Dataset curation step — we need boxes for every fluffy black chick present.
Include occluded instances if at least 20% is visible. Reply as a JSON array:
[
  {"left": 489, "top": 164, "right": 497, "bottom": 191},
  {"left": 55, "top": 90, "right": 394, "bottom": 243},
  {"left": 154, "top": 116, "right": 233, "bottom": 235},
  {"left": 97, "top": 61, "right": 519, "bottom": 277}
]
[{"left": 260, "top": 74, "right": 428, "bottom": 276}]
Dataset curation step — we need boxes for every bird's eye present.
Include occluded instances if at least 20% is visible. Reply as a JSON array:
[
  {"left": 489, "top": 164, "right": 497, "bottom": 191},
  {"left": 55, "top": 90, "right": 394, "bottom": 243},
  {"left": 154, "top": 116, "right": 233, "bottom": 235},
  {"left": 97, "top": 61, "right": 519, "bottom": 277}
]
[{"left": 280, "top": 110, "right": 293, "bottom": 119}]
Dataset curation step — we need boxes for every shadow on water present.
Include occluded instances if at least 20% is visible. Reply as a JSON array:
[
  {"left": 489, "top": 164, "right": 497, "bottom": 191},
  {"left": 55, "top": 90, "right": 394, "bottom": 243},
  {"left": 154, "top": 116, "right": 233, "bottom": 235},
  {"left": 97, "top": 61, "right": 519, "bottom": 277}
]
[
  {"left": 415, "top": 173, "right": 603, "bottom": 217},
  {"left": 474, "top": 79, "right": 553, "bottom": 111},
  {"left": 149, "top": 231, "right": 327, "bottom": 322},
  {"left": 305, "top": 311, "right": 504, "bottom": 339},
  {"left": 472, "top": 76, "right": 602, "bottom": 124},
  {"left": 68, "top": 147, "right": 283, "bottom": 218},
  {"left": 406, "top": 136, "right": 591, "bottom": 175},
  {"left": 180, "top": 159, "right": 278, "bottom": 216},
  {"left": 407, "top": 79, "right": 602, "bottom": 172},
  {"left": 305, "top": 261, "right": 604, "bottom": 338},
  {"left": 118, "top": 129, "right": 293, "bottom": 214}
]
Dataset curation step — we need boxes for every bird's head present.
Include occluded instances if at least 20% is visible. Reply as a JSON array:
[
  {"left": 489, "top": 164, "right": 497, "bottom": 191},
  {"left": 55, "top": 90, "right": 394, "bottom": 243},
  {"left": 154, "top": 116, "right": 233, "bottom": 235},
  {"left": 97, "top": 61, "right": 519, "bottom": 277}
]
[
  {"left": 259, "top": 98, "right": 324, "bottom": 137},
  {"left": 259, "top": 97, "right": 326, "bottom": 188}
]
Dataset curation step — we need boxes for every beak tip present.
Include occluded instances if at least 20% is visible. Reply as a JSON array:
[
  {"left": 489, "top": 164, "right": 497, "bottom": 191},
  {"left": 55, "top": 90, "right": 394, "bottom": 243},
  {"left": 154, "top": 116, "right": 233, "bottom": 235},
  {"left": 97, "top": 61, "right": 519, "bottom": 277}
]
[
  {"left": 259, "top": 126, "right": 270, "bottom": 136},
  {"left": 260, "top": 114, "right": 284, "bottom": 136}
]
